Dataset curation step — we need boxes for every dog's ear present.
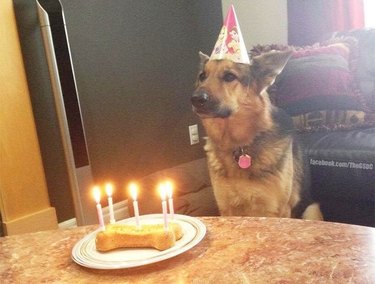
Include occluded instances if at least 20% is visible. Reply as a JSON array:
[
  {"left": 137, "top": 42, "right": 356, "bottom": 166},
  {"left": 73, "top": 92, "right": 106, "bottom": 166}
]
[
  {"left": 250, "top": 50, "right": 292, "bottom": 93},
  {"left": 198, "top": 51, "right": 209, "bottom": 71}
]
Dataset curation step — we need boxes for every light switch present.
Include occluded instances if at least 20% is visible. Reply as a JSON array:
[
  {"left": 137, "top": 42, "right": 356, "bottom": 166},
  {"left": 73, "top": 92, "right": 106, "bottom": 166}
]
[{"left": 189, "top": 124, "right": 199, "bottom": 145}]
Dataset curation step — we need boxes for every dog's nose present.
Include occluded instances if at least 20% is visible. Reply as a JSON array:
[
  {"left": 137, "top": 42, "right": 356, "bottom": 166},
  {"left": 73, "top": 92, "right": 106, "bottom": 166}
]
[{"left": 191, "top": 90, "right": 209, "bottom": 108}]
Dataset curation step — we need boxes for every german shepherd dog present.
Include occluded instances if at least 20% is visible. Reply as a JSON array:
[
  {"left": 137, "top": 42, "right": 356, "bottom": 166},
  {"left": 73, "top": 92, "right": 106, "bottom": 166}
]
[{"left": 191, "top": 51, "right": 323, "bottom": 220}]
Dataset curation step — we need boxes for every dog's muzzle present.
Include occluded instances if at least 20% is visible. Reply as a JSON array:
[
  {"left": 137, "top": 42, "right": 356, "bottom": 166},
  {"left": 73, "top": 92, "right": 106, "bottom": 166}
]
[
  {"left": 191, "top": 90, "right": 210, "bottom": 110},
  {"left": 191, "top": 89, "right": 231, "bottom": 118}
]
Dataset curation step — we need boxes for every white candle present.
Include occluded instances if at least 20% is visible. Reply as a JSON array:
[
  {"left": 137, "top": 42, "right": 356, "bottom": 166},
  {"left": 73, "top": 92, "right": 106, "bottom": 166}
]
[
  {"left": 159, "top": 183, "right": 169, "bottom": 232},
  {"left": 129, "top": 183, "right": 141, "bottom": 228},
  {"left": 105, "top": 183, "right": 116, "bottom": 224},
  {"left": 165, "top": 181, "right": 175, "bottom": 220},
  {"left": 93, "top": 186, "right": 105, "bottom": 230}
]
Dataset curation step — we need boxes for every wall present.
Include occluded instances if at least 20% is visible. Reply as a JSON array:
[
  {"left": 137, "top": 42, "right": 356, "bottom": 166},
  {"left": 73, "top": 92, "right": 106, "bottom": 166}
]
[
  {"left": 0, "top": 0, "right": 58, "bottom": 234},
  {"left": 364, "top": 0, "right": 375, "bottom": 28},
  {"left": 221, "top": 0, "right": 288, "bottom": 49},
  {"left": 60, "top": 0, "right": 223, "bottom": 201}
]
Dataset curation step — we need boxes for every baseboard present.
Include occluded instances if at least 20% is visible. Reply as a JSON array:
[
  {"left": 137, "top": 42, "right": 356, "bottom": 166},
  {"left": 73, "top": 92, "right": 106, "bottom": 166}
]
[
  {"left": 58, "top": 217, "right": 78, "bottom": 229},
  {"left": 102, "top": 199, "right": 130, "bottom": 223},
  {"left": 58, "top": 199, "right": 130, "bottom": 229},
  {"left": 4, "top": 207, "right": 58, "bottom": 235}
]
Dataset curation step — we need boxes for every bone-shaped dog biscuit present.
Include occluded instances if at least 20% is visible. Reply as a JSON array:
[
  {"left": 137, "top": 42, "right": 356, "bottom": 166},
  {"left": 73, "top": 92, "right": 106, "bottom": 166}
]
[{"left": 95, "top": 222, "right": 183, "bottom": 251}]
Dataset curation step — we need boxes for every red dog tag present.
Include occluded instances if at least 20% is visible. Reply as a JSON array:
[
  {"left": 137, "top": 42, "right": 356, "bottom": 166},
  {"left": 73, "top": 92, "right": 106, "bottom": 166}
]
[{"left": 238, "top": 154, "right": 251, "bottom": 169}]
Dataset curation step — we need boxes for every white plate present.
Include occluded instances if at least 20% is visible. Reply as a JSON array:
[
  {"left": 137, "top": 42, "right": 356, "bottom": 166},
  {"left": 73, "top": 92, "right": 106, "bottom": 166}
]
[{"left": 71, "top": 214, "right": 206, "bottom": 269}]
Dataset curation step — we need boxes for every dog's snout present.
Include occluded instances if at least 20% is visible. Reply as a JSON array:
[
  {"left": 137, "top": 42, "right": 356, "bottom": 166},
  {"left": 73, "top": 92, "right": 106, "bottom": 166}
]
[{"left": 191, "top": 90, "right": 209, "bottom": 108}]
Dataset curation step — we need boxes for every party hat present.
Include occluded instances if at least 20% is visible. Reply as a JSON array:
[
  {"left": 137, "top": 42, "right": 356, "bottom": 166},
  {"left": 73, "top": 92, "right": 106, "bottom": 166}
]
[{"left": 210, "top": 5, "right": 250, "bottom": 64}]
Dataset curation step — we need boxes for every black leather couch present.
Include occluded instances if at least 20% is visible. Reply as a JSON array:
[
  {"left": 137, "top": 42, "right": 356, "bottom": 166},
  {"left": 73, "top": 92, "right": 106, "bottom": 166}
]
[
  {"left": 300, "top": 127, "right": 374, "bottom": 227},
  {"left": 263, "top": 28, "right": 375, "bottom": 227}
]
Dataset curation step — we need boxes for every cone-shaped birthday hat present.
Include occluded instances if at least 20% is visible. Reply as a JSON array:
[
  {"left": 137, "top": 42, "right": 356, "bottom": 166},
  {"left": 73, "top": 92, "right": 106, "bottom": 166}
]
[{"left": 210, "top": 5, "right": 250, "bottom": 64}]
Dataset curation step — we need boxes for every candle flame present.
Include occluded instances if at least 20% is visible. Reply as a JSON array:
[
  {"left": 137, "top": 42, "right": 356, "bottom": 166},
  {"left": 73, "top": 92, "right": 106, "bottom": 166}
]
[
  {"left": 105, "top": 182, "right": 114, "bottom": 197},
  {"left": 165, "top": 180, "right": 173, "bottom": 198},
  {"left": 93, "top": 186, "right": 101, "bottom": 203},
  {"left": 129, "top": 183, "right": 138, "bottom": 201},
  {"left": 159, "top": 183, "right": 167, "bottom": 201}
]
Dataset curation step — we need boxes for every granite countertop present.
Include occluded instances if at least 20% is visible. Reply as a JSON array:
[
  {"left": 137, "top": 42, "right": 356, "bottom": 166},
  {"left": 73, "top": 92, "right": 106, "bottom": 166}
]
[{"left": 1, "top": 217, "right": 374, "bottom": 283}]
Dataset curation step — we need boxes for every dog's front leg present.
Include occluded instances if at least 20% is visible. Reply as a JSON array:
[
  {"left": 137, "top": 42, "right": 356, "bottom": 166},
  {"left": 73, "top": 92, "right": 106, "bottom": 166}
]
[
  {"left": 302, "top": 203, "right": 324, "bottom": 220},
  {"left": 218, "top": 208, "right": 234, "bottom": 216},
  {"left": 213, "top": 192, "right": 234, "bottom": 216}
]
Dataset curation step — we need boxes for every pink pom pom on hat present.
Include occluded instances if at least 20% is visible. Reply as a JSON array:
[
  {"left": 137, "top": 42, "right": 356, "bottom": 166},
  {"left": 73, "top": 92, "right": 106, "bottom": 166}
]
[{"left": 210, "top": 5, "right": 250, "bottom": 64}]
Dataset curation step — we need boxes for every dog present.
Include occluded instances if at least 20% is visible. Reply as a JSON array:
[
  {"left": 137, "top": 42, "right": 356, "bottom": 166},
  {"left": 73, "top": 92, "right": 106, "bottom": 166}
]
[{"left": 191, "top": 50, "right": 323, "bottom": 220}]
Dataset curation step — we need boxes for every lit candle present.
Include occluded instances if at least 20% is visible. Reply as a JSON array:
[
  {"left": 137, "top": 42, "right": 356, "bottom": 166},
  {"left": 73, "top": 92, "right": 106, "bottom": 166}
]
[
  {"left": 93, "top": 186, "right": 105, "bottom": 230},
  {"left": 129, "top": 183, "right": 141, "bottom": 228},
  {"left": 159, "top": 183, "right": 169, "bottom": 232},
  {"left": 105, "top": 182, "right": 116, "bottom": 224},
  {"left": 165, "top": 180, "right": 175, "bottom": 220}
]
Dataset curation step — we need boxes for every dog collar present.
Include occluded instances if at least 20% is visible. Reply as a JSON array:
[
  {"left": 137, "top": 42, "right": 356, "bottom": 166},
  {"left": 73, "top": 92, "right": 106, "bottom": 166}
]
[{"left": 233, "top": 146, "right": 252, "bottom": 169}]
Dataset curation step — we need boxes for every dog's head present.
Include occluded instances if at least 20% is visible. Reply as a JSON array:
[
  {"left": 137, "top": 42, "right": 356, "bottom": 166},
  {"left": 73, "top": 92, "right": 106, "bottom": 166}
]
[{"left": 191, "top": 50, "right": 291, "bottom": 118}]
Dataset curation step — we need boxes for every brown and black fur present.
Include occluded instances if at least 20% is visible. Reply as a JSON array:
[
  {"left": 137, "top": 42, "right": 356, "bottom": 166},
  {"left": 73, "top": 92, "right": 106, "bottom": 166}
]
[{"left": 191, "top": 51, "right": 323, "bottom": 220}]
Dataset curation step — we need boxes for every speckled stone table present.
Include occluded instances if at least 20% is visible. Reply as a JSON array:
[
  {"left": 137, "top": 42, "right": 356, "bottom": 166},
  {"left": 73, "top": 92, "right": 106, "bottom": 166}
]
[{"left": 1, "top": 217, "right": 374, "bottom": 283}]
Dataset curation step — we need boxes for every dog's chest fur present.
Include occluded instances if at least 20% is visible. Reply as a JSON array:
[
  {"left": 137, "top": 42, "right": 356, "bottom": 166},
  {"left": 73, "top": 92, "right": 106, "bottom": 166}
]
[{"left": 203, "top": 117, "right": 300, "bottom": 218}]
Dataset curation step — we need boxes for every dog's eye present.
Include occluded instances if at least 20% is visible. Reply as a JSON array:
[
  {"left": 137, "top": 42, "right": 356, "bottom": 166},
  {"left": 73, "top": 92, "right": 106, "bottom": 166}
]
[
  {"left": 223, "top": 72, "right": 237, "bottom": 82},
  {"left": 199, "top": 72, "right": 207, "bottom": 82}
]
